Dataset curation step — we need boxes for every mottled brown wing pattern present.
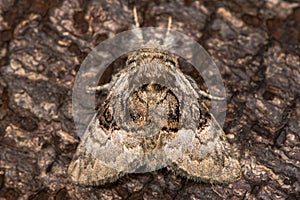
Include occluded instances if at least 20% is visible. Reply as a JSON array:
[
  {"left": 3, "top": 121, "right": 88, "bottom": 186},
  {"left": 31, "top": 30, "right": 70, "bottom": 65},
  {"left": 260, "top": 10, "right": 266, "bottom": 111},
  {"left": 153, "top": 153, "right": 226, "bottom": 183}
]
[
  {"left": 169, "top": 102, "right": 241, "bottom": 183},
  {"left": 67, "top": 115, "right": 123, "bottom": 186},
  {"left": 68, "top": 49, "right": 241, "bottom": 185}
]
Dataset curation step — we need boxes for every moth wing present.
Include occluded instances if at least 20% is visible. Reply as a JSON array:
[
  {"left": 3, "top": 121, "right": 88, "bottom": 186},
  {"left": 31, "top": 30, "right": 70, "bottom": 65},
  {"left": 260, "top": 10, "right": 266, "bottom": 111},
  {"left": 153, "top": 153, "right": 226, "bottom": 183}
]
[
  {"left": 67, "top": 114, "right": 123, "bottom": 186},
  {"left": 170, "top": 103, "right": 241, "bottom": 183},
  {"left": 67, "top": 143, "right": 122, "bottom": 186}
]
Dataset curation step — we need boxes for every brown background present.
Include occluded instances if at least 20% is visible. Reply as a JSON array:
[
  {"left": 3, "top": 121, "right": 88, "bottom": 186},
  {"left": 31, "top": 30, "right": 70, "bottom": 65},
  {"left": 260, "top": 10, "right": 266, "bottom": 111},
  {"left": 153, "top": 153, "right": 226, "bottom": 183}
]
[{"left": 0, "top": 0, "right": 299, "bottom": 199}]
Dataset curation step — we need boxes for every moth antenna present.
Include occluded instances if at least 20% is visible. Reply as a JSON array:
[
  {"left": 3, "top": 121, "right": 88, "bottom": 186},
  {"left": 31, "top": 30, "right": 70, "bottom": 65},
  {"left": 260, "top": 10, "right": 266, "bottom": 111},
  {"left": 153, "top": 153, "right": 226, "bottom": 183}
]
[
  {"left": 132, "top": 5, "right": 144, "bottom": 42},
  {"left": 133, "top": 5, "right": 140, "bottom": 28},
  {"left": 163, "top": 16, "right": 173, "bottom": 46},
  {"left": 166, "top": 16, "right": 172, "bottom": 38}
]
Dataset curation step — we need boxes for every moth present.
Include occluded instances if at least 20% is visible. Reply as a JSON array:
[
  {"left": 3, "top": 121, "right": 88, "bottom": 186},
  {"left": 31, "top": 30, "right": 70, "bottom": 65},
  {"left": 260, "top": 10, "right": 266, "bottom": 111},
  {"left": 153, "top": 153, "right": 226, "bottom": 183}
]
[{"left": 68, "top": 8, "right": 241, "bottom": 186}]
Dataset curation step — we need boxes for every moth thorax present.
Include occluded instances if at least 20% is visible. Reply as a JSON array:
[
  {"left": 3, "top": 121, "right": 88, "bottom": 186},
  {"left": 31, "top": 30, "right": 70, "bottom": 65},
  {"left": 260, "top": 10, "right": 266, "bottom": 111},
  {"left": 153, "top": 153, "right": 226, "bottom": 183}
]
[{"left": 127, "top": 83, "right": 180, "bottom": 136}]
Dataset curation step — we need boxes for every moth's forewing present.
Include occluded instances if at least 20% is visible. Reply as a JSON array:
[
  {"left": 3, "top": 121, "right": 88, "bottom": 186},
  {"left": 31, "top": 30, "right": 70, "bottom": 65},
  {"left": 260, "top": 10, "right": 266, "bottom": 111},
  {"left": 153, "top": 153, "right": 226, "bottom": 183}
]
[
  {"left": 169, "top": 109, "right": 241, "bottom": 183},
  {"left": 68, "top": 115, "right": 123, "bottom": 185}
]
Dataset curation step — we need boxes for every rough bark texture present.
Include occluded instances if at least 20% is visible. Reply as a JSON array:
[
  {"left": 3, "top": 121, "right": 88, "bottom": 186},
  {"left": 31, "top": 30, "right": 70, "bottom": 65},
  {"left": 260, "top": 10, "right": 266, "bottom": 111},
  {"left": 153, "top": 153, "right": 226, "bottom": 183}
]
[{"left": 0, "top": 0, "right": 299, "bottom": 199}]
